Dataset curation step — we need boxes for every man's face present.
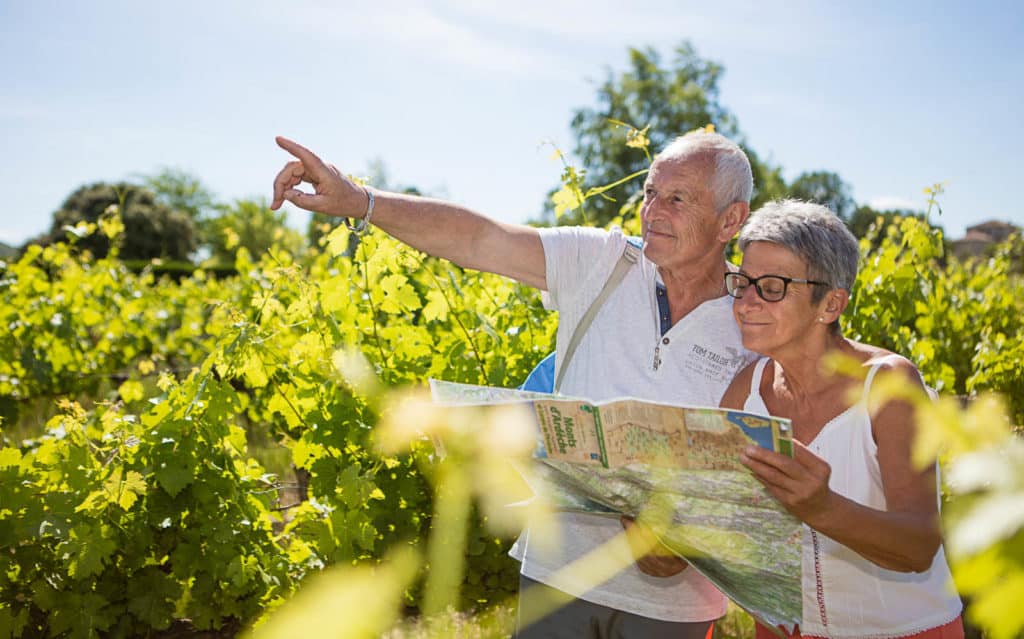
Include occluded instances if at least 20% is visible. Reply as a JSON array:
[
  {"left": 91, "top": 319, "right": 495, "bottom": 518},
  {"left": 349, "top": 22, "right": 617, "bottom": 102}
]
[{"left": 639, "top": 154, "right": 722, "bottom": 272}]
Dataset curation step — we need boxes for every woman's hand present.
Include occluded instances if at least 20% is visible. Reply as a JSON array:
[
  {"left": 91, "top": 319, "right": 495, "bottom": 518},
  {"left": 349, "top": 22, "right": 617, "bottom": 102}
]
[
  {"left": 740, "top": 440, "right": 836, "bottom": 526},
  {"left": 619, "top": 516, "right": 689, "bottom": 578}
]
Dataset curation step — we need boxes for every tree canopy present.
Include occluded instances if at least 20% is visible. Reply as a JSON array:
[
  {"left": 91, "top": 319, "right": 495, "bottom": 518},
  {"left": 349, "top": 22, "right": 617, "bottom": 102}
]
[
  {"left": 554, "top": 42, "right": 788, "bottom": 226},
  {"left": 38, "top": 182, "right": 196, "bottom": 261},
  {"left": 141, "top": 168, "right": 221, "bottom": 222},
  {"left": 785, "top": 170, "right": 855, "bottom": 221},
  {"left": 208, "top": 198, "right": 303, "bottom": 264}
]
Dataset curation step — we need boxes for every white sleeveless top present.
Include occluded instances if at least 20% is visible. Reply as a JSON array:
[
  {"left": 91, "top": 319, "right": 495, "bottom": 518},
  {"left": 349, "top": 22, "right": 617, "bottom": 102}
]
[{"left": 743, "top": 357, "right": 961, "bottom": 637}]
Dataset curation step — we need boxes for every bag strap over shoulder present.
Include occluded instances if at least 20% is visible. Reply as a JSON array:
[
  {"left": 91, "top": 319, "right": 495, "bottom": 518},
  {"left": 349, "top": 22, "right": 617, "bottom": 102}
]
[{"left": 553, "top": 242, "right": 641, "bottom": 393}]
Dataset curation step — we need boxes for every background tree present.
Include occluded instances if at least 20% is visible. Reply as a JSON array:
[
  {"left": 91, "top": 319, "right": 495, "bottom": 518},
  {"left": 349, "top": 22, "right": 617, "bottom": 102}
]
[
  {"left": 208, "top": 198, "right": 304, "bottom": 264},
  {"left": 142, "top": 168, "right": 226, "bottom": 256},
  {"left": 34, "top": 182, "right": 196, "bottom": 261},
  {"left": 846, "top": 204, "right": 947, "bottom": 260},
  {"left": 141, "top": 168, "right": 221, "bottom": 222},
  {"left": 785, "top": 170, "right": 855, "bottom": 220},
  {"left": 847, "top": 204, "right": 921, "bottom": 239},
  {"left": 748, "top": 147, "right": 788, "bottom": 213},
  {"left": 553, "top": 41, "right": 787, "bottom": 226}
]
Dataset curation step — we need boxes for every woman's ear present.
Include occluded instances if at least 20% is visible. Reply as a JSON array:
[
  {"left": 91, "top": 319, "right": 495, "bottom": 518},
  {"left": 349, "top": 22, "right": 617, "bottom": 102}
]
[{"left": 821, "top": 288, "right": 850, "bottom": 324}]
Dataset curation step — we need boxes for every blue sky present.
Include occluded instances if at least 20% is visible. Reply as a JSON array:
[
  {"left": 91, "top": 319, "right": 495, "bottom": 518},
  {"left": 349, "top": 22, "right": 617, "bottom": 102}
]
[{"left": 2, "top": 1, "right": 1022, "bottom": 247}]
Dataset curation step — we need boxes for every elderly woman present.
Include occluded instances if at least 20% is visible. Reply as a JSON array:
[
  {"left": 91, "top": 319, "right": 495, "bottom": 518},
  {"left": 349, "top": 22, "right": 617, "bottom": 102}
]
[{"left": 718, "top": 200, "right": 963, "bottom": 638}]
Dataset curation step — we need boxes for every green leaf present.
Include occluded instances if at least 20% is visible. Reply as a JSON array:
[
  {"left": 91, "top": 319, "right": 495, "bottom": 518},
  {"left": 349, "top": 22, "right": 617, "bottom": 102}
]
[
  {"left": 379, "top": 273, "right": 421, "bottom": 314},
  {"left": 292, "top": 438, "right": 326, "bottom": 470},
  {"left": 551, "top": 183, "right": 583, "bottom": 218},
  {"left": 325, "top": 225, "right": 351, "bottom": 257},
  {"left": 127, "top": 567, "right": 182, "bottom": 629},
  {"left": 47, "top": 592, "right": 115, "bottom": 638},
  {"left": 0, "top": 448, "right": 22, "bottom": 469},
  {"left": 422, "top": 289, "right": 449, "bottom": 322},
  {"left": 269, "top": 389, "right": 303, "bottom": 429},
  {"left": 0, "top": 605, "right": 29, "bottom": 638},
  {"left": 118, "top": 379, "right": 145, "bottom": 402},
  {"left": 240, "top": 350, "right": 269, "bottom": 388},
  {"left": 320, "top": 278, "right": 350, "bottom": 314},
  {"left": 104, "top": 468, "right": 147, "bottom": 511},
  {"left": 155, "top": 460, "right": 194, "bottom": 497},
  {"left": 67, "top": 524, "right": 117, "bottom": 578},
  {"left": 967, "top": 572, "right": 1024, "bottom": 639}
]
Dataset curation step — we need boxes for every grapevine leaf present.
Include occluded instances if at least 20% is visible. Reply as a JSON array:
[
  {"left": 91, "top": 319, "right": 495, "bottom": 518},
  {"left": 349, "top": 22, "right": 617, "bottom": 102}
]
[
  {"left": 320, "top": 279, "right": 349, "bottom": 314},
  {"left": 155, "top": 460, "right": 194, "bottom": 497},
  {"left": 118, "top": 379, "right": 145, "bottom": 403},
  {"left": 422, "top": 289, "right": 449, "bottom": 323},
  {"left": 325, "top": 225, "right": 351, "bottom": 257},
  {"left": 67, "top": 525, "right": 117, "bottom": 578},
  {"left": 379, "top": 273, "right": 421, "bottom": 314},
  {"left": 269, "top": 389, "right": 303, "bottom": 429},
  {"left": 240, "top": 350, "right": 269, "bottom": 388},
  {"left": 127, "top": 567, "right": 181, "bottom": 629},
  {"left": 0, "top": 605, "right": 29, "bottom": 637},
  {"left": 551, "top": 183, "right": 583, "bottom": 218},
  {"left": 292, "top": 438, "right": 326, "bottom": 470},
  {"left": 0, "top": 448, "right": 22, "bottom": 469}
]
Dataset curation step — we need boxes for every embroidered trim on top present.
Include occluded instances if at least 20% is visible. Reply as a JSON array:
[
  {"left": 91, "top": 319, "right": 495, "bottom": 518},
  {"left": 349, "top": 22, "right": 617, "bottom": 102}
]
[{"left": 811, "top": 529, "right": 829, "bottom": 631}]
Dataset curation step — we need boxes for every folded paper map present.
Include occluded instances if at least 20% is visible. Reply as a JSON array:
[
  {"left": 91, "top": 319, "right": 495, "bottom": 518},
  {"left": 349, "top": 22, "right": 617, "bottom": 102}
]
[{"left": 429, "top": 379, "right": 803, "bottom": 631}]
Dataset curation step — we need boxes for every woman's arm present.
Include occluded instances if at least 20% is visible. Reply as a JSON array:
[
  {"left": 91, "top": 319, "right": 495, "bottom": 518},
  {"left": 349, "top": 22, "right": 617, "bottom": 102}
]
[{"left": 740, "top": 360, "right": 942, "bottom": 573}]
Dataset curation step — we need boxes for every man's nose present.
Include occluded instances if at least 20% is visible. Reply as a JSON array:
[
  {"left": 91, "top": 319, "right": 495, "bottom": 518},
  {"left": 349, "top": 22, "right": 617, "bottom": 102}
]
[{"left": 641, "top": 195, "right": 663, "bottom": 220}]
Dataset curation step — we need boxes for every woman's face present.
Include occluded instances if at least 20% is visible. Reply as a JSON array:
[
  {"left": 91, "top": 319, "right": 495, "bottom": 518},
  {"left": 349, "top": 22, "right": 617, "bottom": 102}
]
[{"left": 731, "top": 241, "right": 830, "bottom": 356}]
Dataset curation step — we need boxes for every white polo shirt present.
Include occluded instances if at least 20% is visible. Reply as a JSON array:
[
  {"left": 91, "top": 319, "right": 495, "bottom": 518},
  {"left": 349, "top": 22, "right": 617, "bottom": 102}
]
[{"left": 510, "top": 225, "right": 757, "bottom": 621}]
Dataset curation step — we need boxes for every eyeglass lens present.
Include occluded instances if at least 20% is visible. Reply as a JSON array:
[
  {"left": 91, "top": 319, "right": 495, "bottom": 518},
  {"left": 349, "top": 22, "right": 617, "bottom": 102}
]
[{"left": 726, "top": 274, "right": 788, "bottom": 301}]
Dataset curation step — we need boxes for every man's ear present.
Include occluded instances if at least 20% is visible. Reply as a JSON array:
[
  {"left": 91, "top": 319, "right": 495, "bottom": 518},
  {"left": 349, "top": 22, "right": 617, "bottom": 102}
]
[{"left": 717, "top": 202, "right": 749, "bottom": 243}]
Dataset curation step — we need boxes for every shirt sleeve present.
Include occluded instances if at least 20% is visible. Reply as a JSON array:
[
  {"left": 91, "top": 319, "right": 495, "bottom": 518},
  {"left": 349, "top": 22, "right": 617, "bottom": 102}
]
[{"left": 537, "top": 226, "right": 626, "bottom": 312}]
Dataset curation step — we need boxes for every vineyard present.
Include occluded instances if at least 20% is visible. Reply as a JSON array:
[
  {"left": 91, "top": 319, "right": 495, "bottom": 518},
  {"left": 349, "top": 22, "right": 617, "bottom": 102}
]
[{"left": 1, "top": 202, "right": 1023, "bottom": 638}]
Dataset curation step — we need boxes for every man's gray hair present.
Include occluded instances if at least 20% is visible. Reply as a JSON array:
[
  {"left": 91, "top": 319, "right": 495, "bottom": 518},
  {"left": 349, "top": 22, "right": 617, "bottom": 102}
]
[
  {"left": 739, "top": 199, "right": 860, "bottom": 303},
  {"left": 658, "top": 131, "right": 753, "bottom": 211}
]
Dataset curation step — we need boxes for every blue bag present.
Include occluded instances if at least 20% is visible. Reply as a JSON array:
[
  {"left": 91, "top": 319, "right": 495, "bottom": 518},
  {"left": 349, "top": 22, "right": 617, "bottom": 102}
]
[{"left": 519, "top": 352, "right": 556, "bottom": 393}]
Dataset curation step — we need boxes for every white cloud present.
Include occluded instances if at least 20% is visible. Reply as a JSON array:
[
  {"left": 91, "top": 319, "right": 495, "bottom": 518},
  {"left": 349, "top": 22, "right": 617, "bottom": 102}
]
[
  {"left": 255, "top": 0, "right": 842, "bottom": 79},
  {"left": 261, "top": 1, "right": 550, "bottom": 74},
  {"left": 449, "top": 0, "right": 714, "bottom": 40},
  {"left": 448, "top": 0, "right": 851, "bottom": 57},
  {"left": 868, "top": 195, "right": 922, "bottom": 212}
]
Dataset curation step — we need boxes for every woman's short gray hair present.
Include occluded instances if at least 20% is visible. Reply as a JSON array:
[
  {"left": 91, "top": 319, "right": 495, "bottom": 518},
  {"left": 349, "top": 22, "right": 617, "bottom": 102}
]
[
  {"left": 659, "top": 132, "right": 753, "bottom": 212},
  {"left": 739, "top": 199, "right": 860, "bottom": 303}
]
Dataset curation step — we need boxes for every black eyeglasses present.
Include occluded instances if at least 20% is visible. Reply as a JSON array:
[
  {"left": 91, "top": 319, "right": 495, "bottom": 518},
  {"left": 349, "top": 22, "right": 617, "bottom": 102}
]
[{"left": 724, "top": 272, "right": 829, "bottom": 302}]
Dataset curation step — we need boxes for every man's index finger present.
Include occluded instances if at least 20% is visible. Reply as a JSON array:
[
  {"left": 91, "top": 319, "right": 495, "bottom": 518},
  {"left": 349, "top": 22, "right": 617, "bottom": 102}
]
[{"left": 276, "top": 136, "right": 324, "bottom": 169}]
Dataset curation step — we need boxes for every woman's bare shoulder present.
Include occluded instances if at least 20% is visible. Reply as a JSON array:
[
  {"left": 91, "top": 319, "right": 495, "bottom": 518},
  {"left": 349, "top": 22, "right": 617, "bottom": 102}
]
[
  {"left": 720, "top": 358, "right": 764, "bottom": 409},
  {"left": 846, "top": 341, "right": 922, "bottom": 383}
]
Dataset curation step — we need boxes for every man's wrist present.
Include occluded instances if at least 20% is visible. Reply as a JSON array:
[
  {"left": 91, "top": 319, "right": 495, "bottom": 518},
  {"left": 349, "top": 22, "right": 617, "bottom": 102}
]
[{"left": 344, "top": 187, "right": 375, "bottom": 234}]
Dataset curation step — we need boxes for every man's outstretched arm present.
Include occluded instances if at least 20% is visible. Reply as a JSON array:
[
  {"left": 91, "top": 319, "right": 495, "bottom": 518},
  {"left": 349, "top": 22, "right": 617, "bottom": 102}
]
[{"left": 271, "top": 136, "right": 547, "bottom": 290}]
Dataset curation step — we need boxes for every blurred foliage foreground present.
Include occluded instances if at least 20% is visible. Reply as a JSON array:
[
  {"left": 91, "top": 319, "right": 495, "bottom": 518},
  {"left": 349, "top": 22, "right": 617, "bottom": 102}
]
[{"left": 1, "top": 196, "right": 1023, "bottom": 639}]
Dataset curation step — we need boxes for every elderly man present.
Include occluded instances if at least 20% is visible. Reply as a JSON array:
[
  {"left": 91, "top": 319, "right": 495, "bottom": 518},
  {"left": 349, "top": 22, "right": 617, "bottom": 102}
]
[{"left": 271, "top": 131, "right": 757, "bottom": 639}]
